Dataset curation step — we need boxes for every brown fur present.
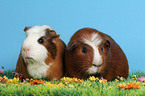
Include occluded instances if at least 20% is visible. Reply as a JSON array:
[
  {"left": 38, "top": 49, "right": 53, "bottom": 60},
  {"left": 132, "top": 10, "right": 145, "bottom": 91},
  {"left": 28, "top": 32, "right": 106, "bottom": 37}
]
[
  {"left": 16, "top": 28, "right": 66, "bottom": 80},
  {"left": 15, "top": 54, "right": 31, "bottom": 78},
  {"left": 24, "top": 27, "right": 30, "bottom": 32},
  {"left": 65, "top": 28, "right": 129, "bottom": 81},
  {"left": 45, "top": 38, "right": 66, "bottom": 80}
]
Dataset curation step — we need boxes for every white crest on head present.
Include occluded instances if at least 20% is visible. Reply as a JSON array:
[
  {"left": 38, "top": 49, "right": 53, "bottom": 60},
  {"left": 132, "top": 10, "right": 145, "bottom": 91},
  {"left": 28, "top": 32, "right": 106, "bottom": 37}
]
[
  {"left": 21, "top": 25, "right": 52, "bottom": 78},
  {"left": 25, "top": 25, "right": 52, "bottom": 36},
  {"left": 83, "top": 32, "right": 103, "bottom": 74}
]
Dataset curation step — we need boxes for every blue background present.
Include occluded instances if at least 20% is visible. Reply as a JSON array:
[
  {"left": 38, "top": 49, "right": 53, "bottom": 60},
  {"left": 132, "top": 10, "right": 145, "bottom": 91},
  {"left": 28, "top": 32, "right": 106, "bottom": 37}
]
[{"left": 0, "top": 0, "right": 145, "bottom": 72}]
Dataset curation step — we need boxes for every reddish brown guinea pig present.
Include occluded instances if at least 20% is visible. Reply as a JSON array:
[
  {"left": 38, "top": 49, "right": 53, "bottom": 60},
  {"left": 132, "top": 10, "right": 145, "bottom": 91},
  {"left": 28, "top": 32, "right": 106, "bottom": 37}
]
[
  {"left": 65, "top": 28, "right": 129, "bottom": 81},
  {"left": 16, "top": 25, "right": 66, "bottom": 80}
]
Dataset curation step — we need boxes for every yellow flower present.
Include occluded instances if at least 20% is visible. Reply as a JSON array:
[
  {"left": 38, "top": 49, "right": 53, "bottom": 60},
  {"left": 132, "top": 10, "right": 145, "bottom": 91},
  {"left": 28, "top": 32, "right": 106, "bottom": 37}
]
[
  {"left": 44, "top": 82, "right": 53, "bottom": 87},
  {"left": 9, "top": 77, "right": 19, "bottom": 83},
  {"left": 132, "top": 75, "right": 136, "bottom": 79},
  {"left": 1, "top": 84, "right": 6, "bottom": 86},
  {"left": 96, "top": 77, "right": 99, "bottom": 81},
  {"left": 18, "top": 83, "right": 24, "bottom": 85},
  {"left": 99, "top": 79, "right": 107, "bottom": 85},
  {"left": 61, "top": 77, "right": 83, "bottom": 84},
  {"left": 118, "top": 82, "right": 126, "bottom": 88},
  {"left": 119, "top": 77, "right": 124, "bottom": 81},
  {"left": 134, "top": 81, "right": 141, "bottom": 85},
  {"left": 26, "top": 83, "right": 31, "bottom": 85},
  {"left": 65, "top": 82, "right": 68, "bottom": 85},
  {"left": 142, "top": 83, "right": 145, "bottom": 86},
  {"left": 13, "top": 77, "right": 19, "bottom": 83},
  {"left": 3, "top": 76, "right": 8, "bottom": 81},
  {"left": 57, "top": 83, "right": 64, "bottom": 87},
  {"left": 80, "top": 85, "right": 86, "bottom": 87},
  {"left": 68, "top": 84, "right": 74, "bottom": 88},
  {"left": 44, "top": 82, "right": 64, "bottom": 87},
  {"left": 89, "top": 76, "right": 99, "bottom": 81},
  {"left": 99, "top": 80, "right": 103, "bottom": 84},
  {"left": 89, "top": 76, "right": 96, "bottom": 81},
  {"left": 115, "top": 79, "right": 119, "bottom": 82},
  {"left": 61, "top": 77, "right": 72, "bottom": 83}
]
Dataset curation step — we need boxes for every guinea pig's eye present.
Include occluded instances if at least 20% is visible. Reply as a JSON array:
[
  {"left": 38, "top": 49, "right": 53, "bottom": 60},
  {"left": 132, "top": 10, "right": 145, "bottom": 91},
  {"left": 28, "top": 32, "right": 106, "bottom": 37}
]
[
  {"left": 101, "top": 47, "right": 103, "bottom": 51},
  {"left": 38, "top": 38, "right": 44, "bottom": 44},
  {"left": 82, "top": 47, "right": 87, "bottom": 54}
]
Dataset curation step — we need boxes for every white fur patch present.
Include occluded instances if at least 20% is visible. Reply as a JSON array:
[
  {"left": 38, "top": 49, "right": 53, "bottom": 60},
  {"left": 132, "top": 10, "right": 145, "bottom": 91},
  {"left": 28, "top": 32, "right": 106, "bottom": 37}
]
[
  {"left": 83, "top": 32, "right": 103, "bottom": 74},
  {"left": 27, "top": 62, "right": 52, "bottom": 78},
  {"left": 87, "top": 66, "right": 98, "bottom": 74},
  {"left": 21, "top": 25, "right": 52, "bottom": 78},
  {"left": 26, "top": 25, "right": 51, "bottom": 37}
]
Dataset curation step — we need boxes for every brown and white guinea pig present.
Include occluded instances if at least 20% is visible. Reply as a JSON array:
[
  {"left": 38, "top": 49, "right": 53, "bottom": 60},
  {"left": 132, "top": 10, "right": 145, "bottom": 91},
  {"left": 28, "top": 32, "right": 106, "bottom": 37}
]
[
  {"left": 65, "top": 28, "right": 129, "bottom": 81},
  {"left": 16, "top": 25, "right": 66, "bottom": 80}
]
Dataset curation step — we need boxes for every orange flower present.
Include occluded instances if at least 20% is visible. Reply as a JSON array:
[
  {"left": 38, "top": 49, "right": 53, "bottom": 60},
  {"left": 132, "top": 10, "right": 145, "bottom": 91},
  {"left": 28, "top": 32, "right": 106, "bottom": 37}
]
[
  {"left": 26, "top": 78, "right": 29, "bottom": 81},
  {"left": 0, "top": 76, "right": 2, "bottom": 81},
  {"left": 30, "top": 79, "right": 45, "bottom": 85},
  {"left": 0, "top": 76, "right": 8, "bottom": 83},
  {"left": 72, "top": 78, "right": 84, "bottom": 83},
  {"left": 118, "top": 81, "right": 141, "bottom": 90}
]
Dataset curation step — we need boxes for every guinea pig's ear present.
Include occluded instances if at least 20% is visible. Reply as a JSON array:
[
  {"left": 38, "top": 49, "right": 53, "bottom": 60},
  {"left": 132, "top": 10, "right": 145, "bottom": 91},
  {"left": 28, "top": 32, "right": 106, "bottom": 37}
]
[
  {"left": 24, "top": 27, "right": 30, "bottom": 32},
  {"left": 45, "top": 28, "right": 58, "bottom": 37},
  {"left": 52, "top": 34, "right": 60, "bottom": 43},
  {"left": 104, "top": 40, "right": 110, "bottom": 48},
  {"left": 45, "top": 28, "right": 60, "bottom": 43},
  {"left": 67, "top": 41, "right": 78, "bottom": 51}
]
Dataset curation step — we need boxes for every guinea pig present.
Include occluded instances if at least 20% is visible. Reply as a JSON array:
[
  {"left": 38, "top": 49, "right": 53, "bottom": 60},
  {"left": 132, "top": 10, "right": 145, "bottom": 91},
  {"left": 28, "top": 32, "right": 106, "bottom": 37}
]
[
  {"left": 16, "top": 25, "right": 66, "bottom": 80},
  {"left": 65, "top": 28, "right": 129, "bottom": 81}
]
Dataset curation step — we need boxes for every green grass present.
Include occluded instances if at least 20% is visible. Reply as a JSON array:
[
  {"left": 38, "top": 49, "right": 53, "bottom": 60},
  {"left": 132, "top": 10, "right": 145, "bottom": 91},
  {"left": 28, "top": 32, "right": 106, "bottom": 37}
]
[{"left": 0, "top": 70, "right": 145, "bottom": 96}]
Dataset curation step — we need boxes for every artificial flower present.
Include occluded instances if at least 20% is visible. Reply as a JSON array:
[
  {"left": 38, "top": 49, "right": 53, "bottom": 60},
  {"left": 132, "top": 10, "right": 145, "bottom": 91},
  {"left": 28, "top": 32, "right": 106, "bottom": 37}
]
[
  {"left": 0, "top": 66, "right": 4, "bottom": 74},
  {"left": 89, "top": 76, "right": 99, "bottom": 81},
  {"left": 44, "top": 82, "right": 64, "bottom": 87},
  {"left": 115, "top": 79, "right": 119, "bottom": 82},
  {"left": 9, "top": 77, "right": 19, "bottom": 83},
  {"left": 99, "top": 79, "right": 107, "bottom": 85},
  {"left": 61, "top": 77, "right": 84, "bottom": 84},
  {"left": 30, "top": 79, "right": 45, "bottom": 85},
  {"left": 0, "top": 70, "right": 4, "bottom": 74},
  {"left": 132, "top": 75, "right": 136, "bottom": 80},
  {"left": 68, "top": 84, "right": 74, "bottom": 88},
  {"left": 119, "top": 77, "right": 124, "bottom": 81},
  {"left": 118, "top": 81, "right": 141, "bottom": 90},
  {"left": 13, "top": 72, "right": 25, "bottom": 82},
  {"left": 0, "top": 76, "right": 9, "bottom": 83},
  {"left": 138, "top": 76, "right": 145, "bottom": 81}
]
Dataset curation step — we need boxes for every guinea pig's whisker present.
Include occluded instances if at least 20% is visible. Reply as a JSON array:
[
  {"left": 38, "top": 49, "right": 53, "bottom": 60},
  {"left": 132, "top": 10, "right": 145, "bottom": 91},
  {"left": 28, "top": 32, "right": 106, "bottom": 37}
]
[
  {"left": 75, "top": 65, "right": 89, "bottom": 76},
  {"left": 67, "top": 63, "right": 89, "bottom": 77},
  {"left": 75, "top": 65, "right": 88, "bottom": 72},
  {"left": 82, "top": 72, "right": 89, "bottom": 79}
]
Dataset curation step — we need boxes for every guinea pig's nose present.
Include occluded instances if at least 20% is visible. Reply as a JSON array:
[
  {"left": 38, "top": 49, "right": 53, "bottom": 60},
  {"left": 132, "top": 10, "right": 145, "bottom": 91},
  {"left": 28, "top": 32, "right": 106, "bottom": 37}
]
[
  {"left": 93, "top": 64, "right": 101, "bottom": 67},
  {"left": 23, "top": 48, "right": 31, "bottom": 57},
  {"left": 23, "top": 48, "right": 30, "bottom": 52},
  {"left": 92, "top": 64, "right": 97, "bottom": 67}
]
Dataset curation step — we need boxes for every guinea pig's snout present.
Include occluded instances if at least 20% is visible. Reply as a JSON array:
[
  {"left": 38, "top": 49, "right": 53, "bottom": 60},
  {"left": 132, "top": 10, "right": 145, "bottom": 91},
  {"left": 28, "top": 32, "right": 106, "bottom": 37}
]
[
  {"left": 22, "top": 48, "right": 31, "bottom": 58},
  {"left": 23, "top": 48, "right": 30, "bottom": 52},
  {"left": 93, "top": 64, "right": 102, "bottom": 67}
]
